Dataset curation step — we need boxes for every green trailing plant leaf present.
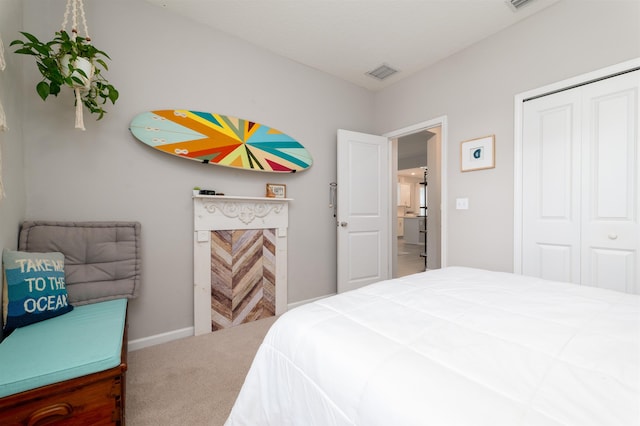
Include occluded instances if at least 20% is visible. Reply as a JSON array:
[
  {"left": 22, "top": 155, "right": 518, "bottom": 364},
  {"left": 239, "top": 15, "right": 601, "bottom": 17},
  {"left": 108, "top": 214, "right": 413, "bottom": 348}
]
[
  {"left": 36, "top": 81, "right": 50, "bottom": 101},
  {"left": 49, "top": 82, "right": 61, "bottom": 97}
]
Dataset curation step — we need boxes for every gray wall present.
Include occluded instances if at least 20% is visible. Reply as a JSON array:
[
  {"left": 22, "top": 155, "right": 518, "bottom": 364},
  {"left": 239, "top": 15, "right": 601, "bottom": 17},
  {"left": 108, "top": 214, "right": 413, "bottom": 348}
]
[
  {"left": 397, "top": 132, "right": 428, "bottom": 170},
  {"left": 20, "top": 0, "right": 374, "bottom": 341},
  {"left": 374, "top": 1, "right": 640, "bottom": 272},
  {"left": 7, "top": 0, "right": 640, "bottom": 343},
  {"left": 0, "top": 0, "right": 26, "bottom": 339}
]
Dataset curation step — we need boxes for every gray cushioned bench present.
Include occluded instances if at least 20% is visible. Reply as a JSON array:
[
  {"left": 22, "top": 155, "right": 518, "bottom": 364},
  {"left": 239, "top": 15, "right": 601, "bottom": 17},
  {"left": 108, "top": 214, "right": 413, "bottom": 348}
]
[{"left": 0, "top": 221, "right": 140, "bottom": 425}]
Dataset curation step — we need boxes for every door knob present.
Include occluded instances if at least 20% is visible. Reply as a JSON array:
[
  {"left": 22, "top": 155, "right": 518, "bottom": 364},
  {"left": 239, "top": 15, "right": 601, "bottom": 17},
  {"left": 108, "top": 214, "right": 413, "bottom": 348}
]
[
  {"left": 608, "top": 233, "right": 618, "bottom": 240},
  {"left": 340, "top": 222, "right": 348, "bottom": 227}
]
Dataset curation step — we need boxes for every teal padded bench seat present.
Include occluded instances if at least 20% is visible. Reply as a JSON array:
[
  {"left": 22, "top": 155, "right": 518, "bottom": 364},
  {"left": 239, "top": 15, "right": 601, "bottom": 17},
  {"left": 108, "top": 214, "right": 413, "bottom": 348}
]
[{"left": 0, "top": 298, "right": 127, "bottom": 398}]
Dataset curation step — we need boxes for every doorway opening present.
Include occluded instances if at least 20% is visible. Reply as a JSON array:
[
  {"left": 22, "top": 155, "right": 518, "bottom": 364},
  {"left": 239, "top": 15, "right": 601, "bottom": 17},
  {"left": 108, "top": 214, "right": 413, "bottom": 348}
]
[
  {"left": 396, "top": 130, "right": 436, "bottom": 277},
  {"left": 385, "top": 117, "right": 447, "bottom": 279}
]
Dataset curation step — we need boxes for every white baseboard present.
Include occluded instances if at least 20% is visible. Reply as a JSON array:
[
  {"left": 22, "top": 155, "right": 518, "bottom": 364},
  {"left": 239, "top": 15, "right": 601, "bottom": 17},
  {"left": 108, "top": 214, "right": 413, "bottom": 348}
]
[
  {"left": 128, "top": 326, "right": 194, "bottom": 352},
  {"left": 287, "top": 293, "right": 335, "bottom": 310},
  {"left": 129, "top": 294, "right": 335, "bottom": 351}
]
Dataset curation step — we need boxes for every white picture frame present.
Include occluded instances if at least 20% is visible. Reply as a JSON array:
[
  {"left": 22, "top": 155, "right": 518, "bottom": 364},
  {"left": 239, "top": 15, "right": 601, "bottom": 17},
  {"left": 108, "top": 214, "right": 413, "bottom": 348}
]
[{"left": 460, "top": 135, "right": 495, "bottom": 172}]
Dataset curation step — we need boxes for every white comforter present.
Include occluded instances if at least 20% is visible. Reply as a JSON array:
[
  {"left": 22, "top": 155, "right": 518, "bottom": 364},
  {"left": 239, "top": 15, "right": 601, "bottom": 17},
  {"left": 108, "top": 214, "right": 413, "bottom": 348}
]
[{"left": 225, "top": 267, "right": 640, "bottom": 426}]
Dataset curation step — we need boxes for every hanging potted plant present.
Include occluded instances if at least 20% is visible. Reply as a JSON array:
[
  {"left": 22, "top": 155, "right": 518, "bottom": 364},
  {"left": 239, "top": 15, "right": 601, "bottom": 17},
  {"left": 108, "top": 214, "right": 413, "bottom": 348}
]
[{"left": 10, "top": 29, "right": 119, "bottom": 128}]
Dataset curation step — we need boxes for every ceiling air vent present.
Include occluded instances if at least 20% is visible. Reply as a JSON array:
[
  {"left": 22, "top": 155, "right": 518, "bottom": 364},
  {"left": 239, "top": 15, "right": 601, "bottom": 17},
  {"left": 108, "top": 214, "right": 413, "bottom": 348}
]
[
  {"left": 366, "top": 64, "right": 399, "bottom": 81},
  {"left": 506, "top": 0, "right": 533, "bottom": 11}
]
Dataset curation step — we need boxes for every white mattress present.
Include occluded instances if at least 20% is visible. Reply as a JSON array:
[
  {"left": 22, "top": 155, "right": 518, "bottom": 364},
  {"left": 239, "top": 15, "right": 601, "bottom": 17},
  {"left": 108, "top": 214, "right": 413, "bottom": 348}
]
[{"left": 225, "top": 267, "right": 640, "bottom": 426}]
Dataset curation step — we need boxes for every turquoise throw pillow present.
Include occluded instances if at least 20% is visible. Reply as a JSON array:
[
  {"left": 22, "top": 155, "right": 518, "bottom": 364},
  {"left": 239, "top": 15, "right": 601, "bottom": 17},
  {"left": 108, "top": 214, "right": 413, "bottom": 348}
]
[{"left": 2, "top": 249, "right": 73, "bottom": 334}]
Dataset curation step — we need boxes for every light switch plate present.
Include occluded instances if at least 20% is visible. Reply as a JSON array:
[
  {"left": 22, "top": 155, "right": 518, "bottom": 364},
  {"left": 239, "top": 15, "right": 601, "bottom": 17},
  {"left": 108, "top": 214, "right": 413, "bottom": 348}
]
[{"left": 456, "top": 198, "right": 469, "bottom": 210}]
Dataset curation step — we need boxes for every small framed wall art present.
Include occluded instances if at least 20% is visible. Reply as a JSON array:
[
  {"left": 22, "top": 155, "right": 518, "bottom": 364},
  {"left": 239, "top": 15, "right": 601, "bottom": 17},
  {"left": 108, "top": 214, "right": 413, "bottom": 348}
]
[
  {"left": 460, "top": 135, "right": 495, "bottom": 172},
  {"left": 266, "top": 183, "right": 286, "bottom": 198}
]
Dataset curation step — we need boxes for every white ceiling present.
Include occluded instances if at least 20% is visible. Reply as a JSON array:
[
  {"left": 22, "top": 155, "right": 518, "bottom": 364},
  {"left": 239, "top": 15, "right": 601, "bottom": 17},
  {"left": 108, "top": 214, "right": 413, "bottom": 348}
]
[
  {"left": 398, "top": 167, "right": 427, "bottom": 178},
  {"left": 144, "top": 0, "right": 560, "bottom": 91}
]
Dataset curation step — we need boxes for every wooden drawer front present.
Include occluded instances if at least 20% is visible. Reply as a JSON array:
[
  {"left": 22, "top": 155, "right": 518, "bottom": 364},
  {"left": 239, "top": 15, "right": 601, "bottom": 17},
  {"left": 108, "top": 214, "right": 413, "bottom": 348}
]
[{"left": 0, "top": 368, "right": 124, "bottom": 426}]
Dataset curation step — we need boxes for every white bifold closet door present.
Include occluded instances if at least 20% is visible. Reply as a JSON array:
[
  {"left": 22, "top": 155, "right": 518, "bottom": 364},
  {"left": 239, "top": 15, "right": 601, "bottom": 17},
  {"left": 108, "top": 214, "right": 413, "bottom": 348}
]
[{"left": 522, "top": 70, "right": 639, "bottom": 293}]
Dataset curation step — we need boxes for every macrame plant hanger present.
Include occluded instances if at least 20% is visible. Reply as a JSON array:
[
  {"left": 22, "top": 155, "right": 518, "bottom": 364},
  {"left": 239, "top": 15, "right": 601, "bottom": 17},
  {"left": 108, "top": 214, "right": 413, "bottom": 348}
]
[
  {"left": 0, "top": 33, "right": 7, "bottom": 132},
  {"left": 0, "top": 33, "right": 6, "bottom": 72},
  {"left": 0, "top": 33, "right": 6, "bottom": 201},
  {"left": 61, "top": 0, "right": 91, "bottom": 130}
]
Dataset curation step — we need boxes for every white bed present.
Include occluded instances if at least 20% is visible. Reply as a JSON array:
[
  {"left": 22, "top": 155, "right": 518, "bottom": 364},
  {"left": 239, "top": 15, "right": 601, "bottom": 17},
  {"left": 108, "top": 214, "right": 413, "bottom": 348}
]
[{"left": 225, "top": 267, "right": 640, "bottom": 426}]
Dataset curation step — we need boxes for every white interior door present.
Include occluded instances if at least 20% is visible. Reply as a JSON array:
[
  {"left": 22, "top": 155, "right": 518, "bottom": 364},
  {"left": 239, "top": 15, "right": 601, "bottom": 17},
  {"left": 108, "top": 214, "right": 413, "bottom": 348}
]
[
  {"left": 521, "top": 69, "right": 639, "bottom": 293},
  {"left": 337, "top": 129, "right": 390, "bottom": 293},
  {"left": 580, "top": 71, "right": 639, "bottom": 292},
  {"left": 522, "top": 89, "right": 582, "bottom": 283}
]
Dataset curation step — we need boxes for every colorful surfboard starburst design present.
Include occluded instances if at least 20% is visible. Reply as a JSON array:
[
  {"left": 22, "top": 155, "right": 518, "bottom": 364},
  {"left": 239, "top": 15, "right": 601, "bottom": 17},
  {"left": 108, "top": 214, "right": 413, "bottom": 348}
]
[{"left": 129, "top": 110, "right": 313, "bottom": 173}]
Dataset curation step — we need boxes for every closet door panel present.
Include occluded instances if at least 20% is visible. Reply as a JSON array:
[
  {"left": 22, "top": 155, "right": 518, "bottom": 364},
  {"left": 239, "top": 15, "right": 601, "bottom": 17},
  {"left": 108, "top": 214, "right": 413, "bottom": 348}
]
[
  {"left": 589, "top": 248, "right": 636, "bottom": 293},
  {"left": 522, "top": 90, "right": 582, "bottom": 283},
  {"left": 538, "top": 244, "right": 573, "bottom": 282},
  {"left": 581, "top": 71, "right": 639, "bottom": 293}
]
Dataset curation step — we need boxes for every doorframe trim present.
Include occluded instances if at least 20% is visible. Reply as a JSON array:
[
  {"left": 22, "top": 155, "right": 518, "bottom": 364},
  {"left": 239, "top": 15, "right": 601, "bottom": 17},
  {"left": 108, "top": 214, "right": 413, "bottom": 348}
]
[
  {"left": 384, "top": 115, "right": 448, "bottom": 274},
  {"left": 513, "top": 57, "right": 640, "bottom": 274}
]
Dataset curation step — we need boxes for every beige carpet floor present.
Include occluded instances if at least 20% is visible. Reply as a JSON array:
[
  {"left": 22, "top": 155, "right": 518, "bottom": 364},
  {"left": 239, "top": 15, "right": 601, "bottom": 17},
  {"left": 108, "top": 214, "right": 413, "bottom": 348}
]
[{"left": 126, "top": 316, "right": 278, "bottom": 426}]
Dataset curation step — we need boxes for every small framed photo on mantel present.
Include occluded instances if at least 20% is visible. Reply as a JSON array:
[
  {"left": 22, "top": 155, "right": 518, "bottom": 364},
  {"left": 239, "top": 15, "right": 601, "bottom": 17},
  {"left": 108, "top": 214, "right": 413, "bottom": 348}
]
[
  {"left": 460, "top": 135, "right": 495, "bottom": 172},
  {"left": 266, "top": 183, "right": 286, "bottom": 198}
]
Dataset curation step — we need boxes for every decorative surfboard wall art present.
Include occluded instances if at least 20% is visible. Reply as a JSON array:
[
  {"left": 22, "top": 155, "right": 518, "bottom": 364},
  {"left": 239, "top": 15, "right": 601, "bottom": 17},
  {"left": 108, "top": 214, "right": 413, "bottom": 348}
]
[{"left": 129, "top": 110, "right": 313, "bottom": 173}]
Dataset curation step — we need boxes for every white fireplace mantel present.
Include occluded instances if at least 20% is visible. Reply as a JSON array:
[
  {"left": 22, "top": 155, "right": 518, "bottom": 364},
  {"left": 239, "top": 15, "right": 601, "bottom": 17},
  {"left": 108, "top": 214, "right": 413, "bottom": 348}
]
[
  {"left": 194, "top": 195, "right": 293, "bottom": 231},
  {"left": 193, "top": 195, "right": 291, "bottom": 335}
]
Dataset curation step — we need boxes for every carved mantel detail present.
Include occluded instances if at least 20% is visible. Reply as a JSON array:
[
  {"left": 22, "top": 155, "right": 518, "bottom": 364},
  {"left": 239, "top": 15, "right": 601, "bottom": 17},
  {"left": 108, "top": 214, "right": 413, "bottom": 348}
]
[
  {"left": 202, "top": 201, "right": 285, "bottom": 225},
  {"left": 194, "top": 195, "right": 290, "bottom": 231}
]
